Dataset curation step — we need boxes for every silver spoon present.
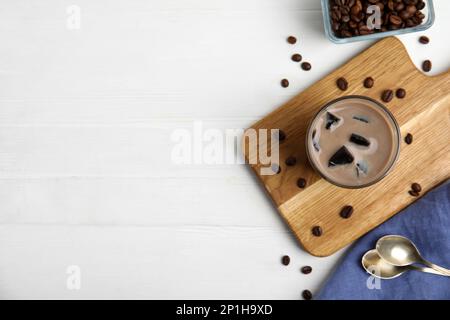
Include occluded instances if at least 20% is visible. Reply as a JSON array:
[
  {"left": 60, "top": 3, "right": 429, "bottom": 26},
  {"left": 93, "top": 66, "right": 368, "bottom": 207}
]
[
  {"left": 376, "top": 235, "right": 450, "bottom": 276},
  {"left": 362, "top": 249, "right": 445, "bottom": 279}
]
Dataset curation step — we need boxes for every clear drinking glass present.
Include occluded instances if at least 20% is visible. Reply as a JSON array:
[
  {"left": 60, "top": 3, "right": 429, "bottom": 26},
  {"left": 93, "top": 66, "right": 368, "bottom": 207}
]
[
  {"left": 321, "top": 0, "right": 435, "bottom": 44},
  {"left": 305, "top": 96, "right": 401, "bottom": 189}
]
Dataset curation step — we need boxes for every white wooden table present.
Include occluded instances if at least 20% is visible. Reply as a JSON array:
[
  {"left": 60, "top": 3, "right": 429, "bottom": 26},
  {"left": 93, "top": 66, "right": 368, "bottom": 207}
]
[{"left": 0, "top": 0, "right": 448, "bottom": 299}]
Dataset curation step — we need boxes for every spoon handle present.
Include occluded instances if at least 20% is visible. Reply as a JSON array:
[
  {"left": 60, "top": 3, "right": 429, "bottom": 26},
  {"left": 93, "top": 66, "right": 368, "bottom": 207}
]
[
  {"left": 410, "top": 265, "right": 450, "bottom": 276},
  {"left": 422, "top": 260, "right": 450, "bottom": 276}
]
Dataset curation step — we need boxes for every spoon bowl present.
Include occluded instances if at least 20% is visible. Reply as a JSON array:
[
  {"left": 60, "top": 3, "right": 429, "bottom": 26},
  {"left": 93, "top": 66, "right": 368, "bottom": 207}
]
[
  {"left": 376, "top": 235, "right": 422, "bottom": 267},
  {"left": 362, "top": 249, "right": 406, "bottom": 279},
  {"left": 362, "top": 249, "right": 447, "bottom": 279},
  {"left": 376, "top": 235, "right": 450, "bottom": 276}
]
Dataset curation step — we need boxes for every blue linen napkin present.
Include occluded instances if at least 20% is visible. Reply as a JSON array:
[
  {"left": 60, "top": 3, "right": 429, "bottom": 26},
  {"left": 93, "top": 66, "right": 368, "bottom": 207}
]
[{"left": 316, "top": 180, "right": 450, "bottom": 300}]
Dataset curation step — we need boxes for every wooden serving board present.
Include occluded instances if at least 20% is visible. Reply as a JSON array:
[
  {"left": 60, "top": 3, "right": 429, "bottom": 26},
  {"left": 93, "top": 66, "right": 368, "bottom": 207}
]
[{"left": 243, "top": 37, "right": 450, "bottom": 257}]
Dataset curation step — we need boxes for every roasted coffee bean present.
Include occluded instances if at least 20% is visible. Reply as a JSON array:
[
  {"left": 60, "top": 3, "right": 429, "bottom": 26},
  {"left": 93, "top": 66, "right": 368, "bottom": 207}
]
[
  {"left": 406, "top": 5, "right": 417, "bottom": 15},
  {"left": 404, "top": 133, "right": 413, "bottom": 145},
  {"left": 278, "top": 130, "right": 286, "bottom": 142},
  {"left": 281, "top": 255, "right": 290, "bottom": 266},
  {"left": 395, "top": 3, "right": 405, "bottom": 11},
  {"left": 302, "top": 290, "right": 313, "bottom": 300},
  {"left": 297, "top": 178, "right": 307, "bottom": 188},
  {"left": 363, "top": 77, "right": 374, "bottom": 88},
  {"left": 341, "top": 30, "right": 353, "bottom": 38},
  {"left": 387, "top": 0, "right": 395, "bottom": 11},
  {"left": 301, "top": 62, "right": 312, "bottom": 71},
  {"left": 422, "top": 60, "right": 432, "bottom": 72},
  {"left": 419, "top": 35, "right": 429, "bottom": 44},
  {"left": 287, "top": 36, "right": 297, "bottom": 44},
  {"left": 359, "top": 25, "right": 371, "bottom": 35},
  {"left": 406, "top": 18, "right": 415, "bottom": 27},
  {"left": 312, "top": 226, "right": 322, "bottom": 237},
  {"left": 340, "top": 205, "right": 354, "bottom": 219},
  {"left": 336, "top": 77, "right": 348, "bottom": 91},
  {"left": 396, "top": 88, "right": 406, "bottom": 99},
  {"left": 351, "top": 5, "right": 361, "bottom": 16},
  {"left": 412, "top": 183, "right": 422, "bottom": 193},
  {"left": 331, "top": 8, "right": 341, "bottom": 21},
  {"left": 381, "top": 89, "right": 394, "bottom": 103},
  {"left": 342, "top": 15, "right": 350, "bottom": 23},
  {"left": 390, "top": 15, "right": 403, "bottom": 25},
  {"left": 301, "top": 266, "right": 313, "bottom": 274},
  {"left": 292, "top": 53, "right": 302, "bottom": 62},
  {"left": 285, "top": 156, "right": 297, "bottom": 166},
  {"left": 417, "top": 1, "right": 426, "bottom": 10},
  {"left": 409, "top": 190, "right": 420, "bottom": 197},
  {"left": 281, "top": 79, "right": 289, "bottom": 88}
]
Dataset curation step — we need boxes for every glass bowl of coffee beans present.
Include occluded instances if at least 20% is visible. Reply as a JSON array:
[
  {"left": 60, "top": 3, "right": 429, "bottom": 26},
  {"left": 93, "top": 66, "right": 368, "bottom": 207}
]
[{"left": 322, "top": 0, "right": 435, "bottom": 44}]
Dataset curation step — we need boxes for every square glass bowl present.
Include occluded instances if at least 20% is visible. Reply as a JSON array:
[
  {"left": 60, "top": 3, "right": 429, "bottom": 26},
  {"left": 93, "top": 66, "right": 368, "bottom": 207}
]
[{"left": 321, "top": 0, "right": 435, "bottom": 44}]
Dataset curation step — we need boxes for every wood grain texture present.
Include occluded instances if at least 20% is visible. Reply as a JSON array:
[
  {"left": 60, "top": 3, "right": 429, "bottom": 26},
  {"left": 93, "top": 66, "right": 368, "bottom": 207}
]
[
  {"left": 244, "top": 37, "right": 450, "bottom": 257},
  {"left": 1, "top": 0, "right": 449, "bottom": 299}
]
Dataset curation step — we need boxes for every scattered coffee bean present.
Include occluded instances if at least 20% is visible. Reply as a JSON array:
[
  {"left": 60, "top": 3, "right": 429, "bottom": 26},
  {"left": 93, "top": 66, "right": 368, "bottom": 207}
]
[
  {"left": 287, "top": 36, "right": 297, "bottom": 44},
  {"left": 292, "top": 53, "right": 302, "bottom": 62},
  {"left": 285, "top": 156, "right": 297, "bottom": 166},
  {"left": 281, "top": 255, "right": 290, "bottom": 266},
  {"left": 297, "top": 178, "right": 307, "bottom": 188},
  {"left": 409, "top": 190, "right": 420, "bottom": 197},
  {"left": 336, "top": 77, "right": 348, "bottom": 91},
  {"left": 422, "top": 60, "right": 432, "bottom": 72},
  {"left": 272, "top": 164, "right": 281, "bottom": 174},
  {"left": 329, "top": 0, "right": 427, "bottom": 39},
  {"left": 363, "top": 77, "right": 374, "bottom": 88},
  {"left": 396, "top": 88, "right": 406, "bottom": 99},
  {"left": 302, "top": 290, "right": 313, "bottom": 300},
  {"left": 312, "top": 226, "right": 322, "bottom": 237},
  {"left": 381, "top": 89, "right": 394, "bottom": 103},
  {"left": 301, "top": 62, "right": 312, "bottom": 71},
  {"left": 404, "top": 133, "right": 413, "bottom": 145},
  {"left": 301, "top": 266, "right": 312, "bottom": 274},
  {"left": 281, "top": 79, "right": 289, "bottom": 88},
  {"left": 340, "top": 205, "right": 354, "bottom": 219},
  {"left": 412, "top": 183, "right": 422, "bottom": 193},
  {"left": 419, "top": 36, "right": 429, "bottom": 44},
  {"left": 278, "top": 130, "right": 286, "bottom": 142}
]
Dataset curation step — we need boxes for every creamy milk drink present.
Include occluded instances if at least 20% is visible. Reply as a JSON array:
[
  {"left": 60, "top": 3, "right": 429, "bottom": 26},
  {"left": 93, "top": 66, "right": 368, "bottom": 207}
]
[{"left": 306, "top": 96, "right": 400, "bottom": 188}]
